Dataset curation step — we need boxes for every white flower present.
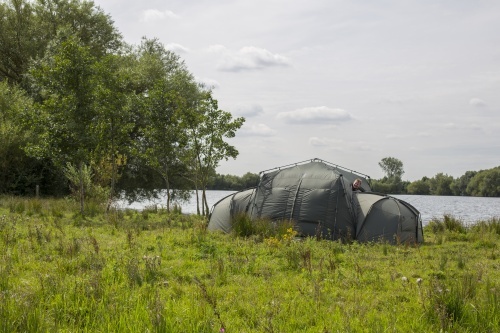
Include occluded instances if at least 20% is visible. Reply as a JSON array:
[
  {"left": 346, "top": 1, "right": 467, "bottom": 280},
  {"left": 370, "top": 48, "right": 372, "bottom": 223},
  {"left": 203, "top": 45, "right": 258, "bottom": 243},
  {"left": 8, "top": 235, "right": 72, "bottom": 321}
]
[{"left": 401, "top": 276, "right": 408, "bottom": 283}]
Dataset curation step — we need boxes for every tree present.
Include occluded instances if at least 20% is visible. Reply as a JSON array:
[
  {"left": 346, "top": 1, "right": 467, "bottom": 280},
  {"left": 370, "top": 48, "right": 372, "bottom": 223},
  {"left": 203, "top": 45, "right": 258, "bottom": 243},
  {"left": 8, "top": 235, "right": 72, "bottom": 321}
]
[
  {"left": 378, "top": 157, "right": 404, "bottom": 181},
  {"left": 0, "top": 0, "right": 121, "bottom": 88},
  {"left": 27, "top": 33, "right": 102, "bottom": 213},
  {"left": 0, "top": 81, "right": 42, "bottom": 194},
  {"left": 241, "top": 172, "right": 260, "bottom": 188},
  {"left": 374, "top": 157, "right": 405, "bottom": 194},
  {"left": 130, "top": 38, "right": 198, "bottom": 211},
  {"left": 186, "top": 91, "right": 245, "bottom": 215},
  {"left": 91, "top": 53, "right": 134, "bottom": 210},
  {"left": 0, "top": 0, "right": 44, "bottom": 85},
  {"left": 466, "top": 167, "right": 500, "bottom": 197},
  {"left": 407, "top": 178, "right": 431, "bottom": 195},
  {"left": 429, "top": 173, "right": 454, "bottom": 196},
  {"left": 450, "top": 171, "right": 477, "bottom": 196}
]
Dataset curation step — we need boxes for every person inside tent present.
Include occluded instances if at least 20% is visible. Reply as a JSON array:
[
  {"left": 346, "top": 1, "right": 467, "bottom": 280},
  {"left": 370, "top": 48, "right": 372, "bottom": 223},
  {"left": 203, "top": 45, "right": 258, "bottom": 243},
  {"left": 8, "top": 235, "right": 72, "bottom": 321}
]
[{"left": 351, "top": 178, "right": 366, "bottom": 192}]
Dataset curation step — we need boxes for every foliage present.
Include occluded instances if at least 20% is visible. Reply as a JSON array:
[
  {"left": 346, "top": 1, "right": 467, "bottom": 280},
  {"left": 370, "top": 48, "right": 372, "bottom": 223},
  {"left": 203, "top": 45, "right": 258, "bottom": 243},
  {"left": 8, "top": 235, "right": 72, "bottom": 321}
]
[
  {"left": 428, "top": 173, "right": 454, "bottom": 196},
  {"left": 404, "top": 167, "right": 500, "bottom": 198},
  {"left": 185, "top": 91, "right": 245, "bottom": 215},
  {"left": 1, "top": 2, "right": 244, "bottom": 206},
  {"left": 407, "top": 177, "right": 431, "bottom": 195},
  {"left": 0, "top": 198, "right": 499, "bottom": 332},
  {"left": 450, "top": 171, "right": 477, "bottom": 196},
  {"left": 130, "top": 38, "right": 197, "bottom": 211},
  {"left": 209, "top": 172, "right": 260, "bottom": 190},
  {"left": 378, "top": 157, "right": 404, "bottom": 181},
  {"left": 374, "top": 157, "right": 405, "bottom": 194},
  {"left": 466, "top": 167, "right": 500, "bottom": 197},
  {"left": 0, "top": 82, "right": 37, "bottom": 194},
  {"left": 0, "top": 0, "right": 122, "bottom": 88}
]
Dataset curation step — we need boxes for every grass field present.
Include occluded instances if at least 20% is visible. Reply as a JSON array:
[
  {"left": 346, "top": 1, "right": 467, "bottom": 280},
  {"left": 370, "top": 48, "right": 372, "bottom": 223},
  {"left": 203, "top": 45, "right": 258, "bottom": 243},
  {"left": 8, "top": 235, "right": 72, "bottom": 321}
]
[{"left": 0, "top": 196, "right": 499, "bottom": 332}]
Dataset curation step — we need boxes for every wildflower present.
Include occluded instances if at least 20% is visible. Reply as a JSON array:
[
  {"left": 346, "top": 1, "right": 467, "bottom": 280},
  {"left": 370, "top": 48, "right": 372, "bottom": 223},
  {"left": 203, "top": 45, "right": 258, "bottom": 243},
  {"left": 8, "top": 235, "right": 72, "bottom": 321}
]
[
  {"left": 401, "top": 276, "right": 408, "bottom": 283},
  {"left": 219, "top": 328, "right": 225, "bottom": 333},
  {"left": 416, "top": 278, "right": 422, "bottom": 285}
]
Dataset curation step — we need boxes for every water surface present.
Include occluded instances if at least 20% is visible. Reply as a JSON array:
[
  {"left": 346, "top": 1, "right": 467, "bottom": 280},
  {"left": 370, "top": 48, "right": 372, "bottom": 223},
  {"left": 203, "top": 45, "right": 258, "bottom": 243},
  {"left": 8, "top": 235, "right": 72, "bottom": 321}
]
[{"left": 118, "top": 190, "right": 500, "bottom": 225}]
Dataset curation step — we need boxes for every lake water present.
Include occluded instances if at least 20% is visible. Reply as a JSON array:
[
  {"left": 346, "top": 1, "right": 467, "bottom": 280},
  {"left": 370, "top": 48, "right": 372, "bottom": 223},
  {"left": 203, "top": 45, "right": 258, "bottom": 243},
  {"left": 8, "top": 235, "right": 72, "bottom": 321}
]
[{"left": 117, "top": 190, "right": 500, "bottom": 226}]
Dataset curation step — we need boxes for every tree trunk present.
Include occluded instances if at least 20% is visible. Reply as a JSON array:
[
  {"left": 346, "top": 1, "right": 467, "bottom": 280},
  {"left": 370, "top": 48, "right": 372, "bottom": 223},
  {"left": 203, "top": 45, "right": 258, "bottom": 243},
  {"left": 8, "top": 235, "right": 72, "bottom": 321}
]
[
  {"left": 79, "top": 163, "right": 85, "bottom": 215},
  {"left": 195, "top": 188, "right": 200, "bottom": 215},
  {"left": 202, "top": 188, "right": 209, "bottom": 216},
  {"left": 164, "top": 171, "right": 171, "bottom": 212}
]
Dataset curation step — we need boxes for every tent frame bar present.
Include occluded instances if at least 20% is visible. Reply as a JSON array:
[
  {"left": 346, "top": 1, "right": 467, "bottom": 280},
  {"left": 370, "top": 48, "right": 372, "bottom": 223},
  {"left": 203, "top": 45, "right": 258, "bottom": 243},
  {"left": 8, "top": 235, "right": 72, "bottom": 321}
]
[{"left": 258, "top": 157, "right": 371, "bottom": 180}]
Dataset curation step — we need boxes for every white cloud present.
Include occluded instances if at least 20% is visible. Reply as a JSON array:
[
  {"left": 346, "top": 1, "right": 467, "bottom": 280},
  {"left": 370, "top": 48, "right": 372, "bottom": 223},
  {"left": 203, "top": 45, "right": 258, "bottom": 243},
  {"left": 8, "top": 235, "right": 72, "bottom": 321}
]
[
  {"left": 308, "top": 137, "right": 343, "bottom": 147},
  {"left": 232, "top": 104, "right": 264, "bottom": 117},
  {"left": 217, "top": 46, "right": 291, "bottom": 72},
  {"left": 206, "top": 44, "right": 228, "bottom": 53},
  {"left": 276, "top": 106, "right": 352, "bottom": 124},
  {"left": 469, "top": 98, "right": 486, "bottom": 107},
  {"left": 238, "top": 123, "right": 276, "bottom": 137},
  {"left": 385, "top": 134, "right": 404, "bottom": 139},
  {"left": 165, "top": 43, "right": 189, "bottom": 54},
  {"left": 141, "top": 9, "right": 180, "bottom": 22}
]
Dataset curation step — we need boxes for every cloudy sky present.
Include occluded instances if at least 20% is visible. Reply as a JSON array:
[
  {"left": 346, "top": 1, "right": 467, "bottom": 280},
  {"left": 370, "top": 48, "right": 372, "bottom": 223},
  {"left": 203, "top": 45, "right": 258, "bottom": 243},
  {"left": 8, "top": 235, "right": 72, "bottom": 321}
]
[{"left": 93, "top": 0, "right": 500, "bottom": 181}]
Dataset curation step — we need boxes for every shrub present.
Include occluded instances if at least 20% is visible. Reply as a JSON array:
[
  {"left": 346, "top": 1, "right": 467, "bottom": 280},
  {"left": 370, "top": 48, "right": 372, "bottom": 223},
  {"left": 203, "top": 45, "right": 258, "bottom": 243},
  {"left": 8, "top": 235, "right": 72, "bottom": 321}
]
[
  {"left": 425, "top": 215, "right": 467, "bottom": 234},
  {"left": 470, "top": 218, "right": 500, "bottom": 235},
  {"left": 231, "top": 213, "right": 297, "bottom": 240},
  {"left": 443, "top": 214, "right": 467, "bottom": 233}
]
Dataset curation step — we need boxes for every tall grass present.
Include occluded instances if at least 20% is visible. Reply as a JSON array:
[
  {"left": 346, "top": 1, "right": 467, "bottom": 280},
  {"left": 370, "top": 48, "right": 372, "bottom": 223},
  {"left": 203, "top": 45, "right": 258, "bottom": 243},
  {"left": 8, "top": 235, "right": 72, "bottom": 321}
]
[{"left": 0, "top": 198, "right": 499, "bottom": 332}]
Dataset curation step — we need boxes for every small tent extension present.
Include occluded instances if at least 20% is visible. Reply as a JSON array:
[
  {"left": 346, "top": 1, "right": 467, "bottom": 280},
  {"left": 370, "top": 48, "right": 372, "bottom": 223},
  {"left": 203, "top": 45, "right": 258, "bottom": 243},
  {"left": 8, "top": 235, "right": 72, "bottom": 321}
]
[{"left": 208, "top": 159, "right": 423, "bottom": 244}]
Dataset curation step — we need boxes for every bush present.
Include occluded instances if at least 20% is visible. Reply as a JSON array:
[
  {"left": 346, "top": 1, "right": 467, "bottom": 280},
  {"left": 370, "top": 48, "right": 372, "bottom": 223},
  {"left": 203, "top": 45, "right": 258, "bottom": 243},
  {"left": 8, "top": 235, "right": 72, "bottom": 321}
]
[
  {"left": 425, "top": 215, "right": 467, "bottom": 234},
  {"left": 231, "top": 213, "right": 296, "bottom": 240}
]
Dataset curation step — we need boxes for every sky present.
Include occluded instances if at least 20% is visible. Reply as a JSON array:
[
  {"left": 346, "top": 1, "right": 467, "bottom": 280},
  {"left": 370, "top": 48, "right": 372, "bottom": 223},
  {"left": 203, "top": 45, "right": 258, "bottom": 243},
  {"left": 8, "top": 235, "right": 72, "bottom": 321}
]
[{"left": 93, "top": 0, "right": 500, "bottom": 181}]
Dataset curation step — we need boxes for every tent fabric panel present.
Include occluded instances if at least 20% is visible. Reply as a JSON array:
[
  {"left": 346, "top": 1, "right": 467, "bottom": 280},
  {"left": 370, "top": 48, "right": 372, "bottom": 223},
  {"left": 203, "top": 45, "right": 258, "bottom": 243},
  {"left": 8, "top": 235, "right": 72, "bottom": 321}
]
[
  {"left": 325, "top": 181, "right": 356, "bottom": 240},
  {"left": 354, "top": 193, "right": 386, "bottom": 233},
  {"left": 292, "top": 188, "right": 329, "bottom": 223},
  {"left": 356, "top": 197, "right": 422, "bottom": 244},
  {"left": 256, "top": 187, "right": 296, "bottom": 221},
  {"left": 397, "top": 202, "right": 420, "bottom": 243},
  {"left": 231, "top": 188, "right": 255, "bottom": 216},
  {"left": 356, "top": 200, "right": 400, "bottom": 243},
  {"left": 207, "top": 194, "right": 234, "bottom": 233}
]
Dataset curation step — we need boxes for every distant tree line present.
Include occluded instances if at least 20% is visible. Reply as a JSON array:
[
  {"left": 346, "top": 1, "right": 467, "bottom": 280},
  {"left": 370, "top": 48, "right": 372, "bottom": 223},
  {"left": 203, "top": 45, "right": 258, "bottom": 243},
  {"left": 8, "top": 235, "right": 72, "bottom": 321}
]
[
  {"left": 371, "top": 157, "right": 500, "bottom": 197},
  {"left": 0, "top": 0, "right": 244, "bottom": 215},
  {"left": 208, "top": 172, "right": 260, "bottom": 191}
]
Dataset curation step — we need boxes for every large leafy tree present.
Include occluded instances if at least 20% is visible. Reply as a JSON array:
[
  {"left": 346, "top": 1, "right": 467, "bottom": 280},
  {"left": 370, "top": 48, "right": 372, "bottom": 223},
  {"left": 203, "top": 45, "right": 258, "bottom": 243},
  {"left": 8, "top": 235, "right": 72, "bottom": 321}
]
[
  {"left": 27, "top": 33, "right": 105, "bottom": 212},
  {"left": 372, "top": 157, "right": 405, "bottom": 194},
  {"left": 121, "top": 38, "right": 199, "bottom": 210},
  {"left": 91, "top": 53, "right": 135, "bottom": 209},
  {"left": 0, "top": 0, "right": 121, "bottom": 88},
  {"left": 378, "top": 157, "right": 404, "bottom": 181}
]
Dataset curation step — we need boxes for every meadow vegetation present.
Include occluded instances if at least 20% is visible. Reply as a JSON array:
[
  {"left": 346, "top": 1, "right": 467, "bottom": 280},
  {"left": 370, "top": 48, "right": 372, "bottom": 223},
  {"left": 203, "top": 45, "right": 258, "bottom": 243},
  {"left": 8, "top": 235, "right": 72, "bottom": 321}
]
[{"left": 0, "top": 196, "right": 499, "bottom": 332}]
